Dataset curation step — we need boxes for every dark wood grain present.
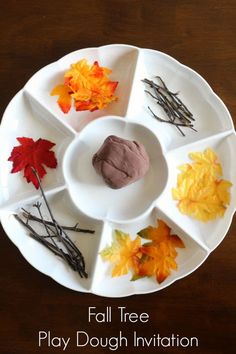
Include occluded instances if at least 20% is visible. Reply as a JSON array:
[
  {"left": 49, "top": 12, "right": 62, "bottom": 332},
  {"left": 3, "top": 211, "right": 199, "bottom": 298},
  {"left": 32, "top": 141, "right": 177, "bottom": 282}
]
[{"left": 0, "top": 1, "right": 235, "bottom": 353}]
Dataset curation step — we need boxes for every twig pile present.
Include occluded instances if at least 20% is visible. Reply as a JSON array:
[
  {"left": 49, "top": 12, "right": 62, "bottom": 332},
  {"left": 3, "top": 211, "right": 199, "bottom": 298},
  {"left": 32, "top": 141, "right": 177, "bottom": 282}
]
[
  {"left": 15, "top": 171, "right": 94, "bottom": 278},
  {"left": 142, "top": 76, "right": 196, "bottom": 136}
]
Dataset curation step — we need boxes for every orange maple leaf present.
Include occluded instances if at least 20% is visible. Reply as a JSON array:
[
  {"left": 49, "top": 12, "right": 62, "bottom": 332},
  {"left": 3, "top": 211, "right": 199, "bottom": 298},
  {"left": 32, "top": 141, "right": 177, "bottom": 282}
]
[
  {"left": 136, "top": 219, "right": 184, "bottom": 283},
  {"left": 138, "top": 219, "right": 171, "bottom": 243},
  {"left": 138, "top": 245, "right": 178, "bottom": 283},
  {"left": 50, "top": 84, "right": 72, "bottom": 114}
]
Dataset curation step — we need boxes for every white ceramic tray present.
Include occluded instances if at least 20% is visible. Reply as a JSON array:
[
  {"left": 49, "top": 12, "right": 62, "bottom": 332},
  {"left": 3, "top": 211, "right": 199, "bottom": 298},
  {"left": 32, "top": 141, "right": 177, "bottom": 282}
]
[{"left": 0, "top": 44, "right": 235, "bottom": 297}]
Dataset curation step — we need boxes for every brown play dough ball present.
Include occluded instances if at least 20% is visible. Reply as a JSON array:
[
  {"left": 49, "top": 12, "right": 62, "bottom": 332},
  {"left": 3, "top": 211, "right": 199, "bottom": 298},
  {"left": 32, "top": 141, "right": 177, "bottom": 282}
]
[{"left": 92, "top": 135, "right": 150, "bottom": 189}]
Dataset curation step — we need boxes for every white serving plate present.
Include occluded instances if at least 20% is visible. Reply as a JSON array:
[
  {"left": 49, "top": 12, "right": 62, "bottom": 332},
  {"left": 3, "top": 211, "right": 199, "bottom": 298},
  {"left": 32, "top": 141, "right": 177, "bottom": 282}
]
[{"left": 0, "top": 44, "right": 235, "bottom": 297}]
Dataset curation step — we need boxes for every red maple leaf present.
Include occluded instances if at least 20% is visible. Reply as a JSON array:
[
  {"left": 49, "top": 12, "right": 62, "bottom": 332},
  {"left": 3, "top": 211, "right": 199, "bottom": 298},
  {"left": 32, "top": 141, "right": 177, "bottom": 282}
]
[{"left": 8, "top": 137, "right": 57, "bottom": 189}]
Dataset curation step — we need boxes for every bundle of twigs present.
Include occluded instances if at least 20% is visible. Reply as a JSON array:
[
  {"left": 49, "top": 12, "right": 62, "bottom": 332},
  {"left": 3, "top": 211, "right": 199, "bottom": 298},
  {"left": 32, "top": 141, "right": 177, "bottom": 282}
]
[
  {"left": 142, "top": 76, "right": 196, "bottom": 136},
  {"left": 14, "top": 170, "right": 94, "bottom": 278}
]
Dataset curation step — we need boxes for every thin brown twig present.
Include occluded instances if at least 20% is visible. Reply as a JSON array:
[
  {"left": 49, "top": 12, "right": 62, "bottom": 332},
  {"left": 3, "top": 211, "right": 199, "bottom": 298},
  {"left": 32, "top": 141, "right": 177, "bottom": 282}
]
[{"left": 22, "top": 209, "right": 94, "bottom": 234}]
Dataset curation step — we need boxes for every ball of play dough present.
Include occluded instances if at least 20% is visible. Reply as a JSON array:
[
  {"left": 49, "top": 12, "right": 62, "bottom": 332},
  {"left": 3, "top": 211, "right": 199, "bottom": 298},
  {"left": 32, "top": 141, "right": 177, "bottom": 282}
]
[{"left": 92, "top": 135, "right": 150, "bottom": 189}]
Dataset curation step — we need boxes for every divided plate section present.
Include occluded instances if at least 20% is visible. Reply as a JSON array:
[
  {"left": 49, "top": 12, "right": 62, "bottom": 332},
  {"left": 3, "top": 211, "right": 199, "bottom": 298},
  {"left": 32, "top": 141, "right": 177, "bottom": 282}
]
[
  {"left": 91, "top": 208, "right": 208, "bottom": 297},
  {"left": 0, "top": 91, "right": 74, "bottom": 210},
  {"left": 63, "top": 116, "right": 168, "bottom": 222},
  {"left": 156, "top": 132, "right": 236, "bottom": 251},
  {"left": 126, "top": 48, "right": 234, "bottom": 151},
  {"left": 24, "top": 44, "right": 139, "bottom": 132},
  {"left": 1, "top": 189, "right": 104, "bottom": 292}
]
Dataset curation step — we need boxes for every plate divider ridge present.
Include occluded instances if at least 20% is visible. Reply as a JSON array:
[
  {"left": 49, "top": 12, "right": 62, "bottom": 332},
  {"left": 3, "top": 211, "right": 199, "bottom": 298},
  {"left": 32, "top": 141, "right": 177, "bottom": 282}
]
[
  {"left": 23, "top": 89, "right": 77, "bottom": 138},
  {"left": 154, "top": 205, "right": 210, "bottom": 253},
  {"left": 122, "top": 48, "right": 142, "bottom": 118},
  {"left": 90, "top": 221, "right": 113, "bottom": 291},
  {"left": 0, "top": 184, "right": 67, "bottom": 216},
  {"left": 166, "top": 129, "right": 235, "bottom": 155}
]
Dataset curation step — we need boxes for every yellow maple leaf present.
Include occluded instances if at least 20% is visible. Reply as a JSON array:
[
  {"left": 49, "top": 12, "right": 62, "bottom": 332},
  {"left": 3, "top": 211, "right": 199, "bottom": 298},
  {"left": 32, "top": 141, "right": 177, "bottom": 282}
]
[
  {"left": 100, "top": 230, "right": 141, "bottom": 277},
  {"left": 189, "top": 148, "right": 222, "bottom": 178},
  {"left": 172, "top": 148, "right": 232, "bottom": 222}
]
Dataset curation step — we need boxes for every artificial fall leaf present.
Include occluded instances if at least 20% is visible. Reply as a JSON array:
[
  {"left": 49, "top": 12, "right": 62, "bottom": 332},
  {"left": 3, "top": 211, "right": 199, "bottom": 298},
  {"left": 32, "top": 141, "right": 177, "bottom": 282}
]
[
  {"left": 136, "top": 220, "right": 184, "bottom": 283},
  {"left": 8, "top": 137, "right": 57, "bottom": 189},
  {"left": 51, "top": 59, "right": 118, "bottom": 113},
  {"left": 172, "top": 148, "right": 232, "bottom": 222},
  {"left": 50, "top": 84, "right": 72, "bottom": 113},
  {"left": 100, "top": 230, "right": 141, "bottom": 277}
]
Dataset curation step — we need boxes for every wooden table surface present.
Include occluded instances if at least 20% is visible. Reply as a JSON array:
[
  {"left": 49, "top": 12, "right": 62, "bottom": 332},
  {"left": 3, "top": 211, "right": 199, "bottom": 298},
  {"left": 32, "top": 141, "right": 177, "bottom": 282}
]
[{"left": 0, "top": 1, "right": 235, "bottom": 353}]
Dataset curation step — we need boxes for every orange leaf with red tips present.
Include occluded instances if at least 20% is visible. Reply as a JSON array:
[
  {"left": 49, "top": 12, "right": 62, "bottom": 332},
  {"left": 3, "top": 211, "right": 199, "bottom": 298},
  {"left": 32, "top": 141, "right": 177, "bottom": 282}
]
[
  {"left": 51, "top": 59, "right": 118, "bottom": 113},
  {"left": 8, "top": 137, "right": 57, "bottom": 189}
]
